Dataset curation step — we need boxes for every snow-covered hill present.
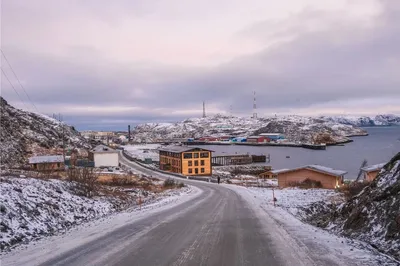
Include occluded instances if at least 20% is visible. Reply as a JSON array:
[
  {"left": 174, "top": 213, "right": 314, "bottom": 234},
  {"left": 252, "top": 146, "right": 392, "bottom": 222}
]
[
  {"left": 0, "top": 97, "right": 90, "bottom": 167},
  {"left": 132, "top": 114, "right": 367, "bottom": 143},
  {"left": 319, "top": 114, "right": 400, "bottom": 127}
]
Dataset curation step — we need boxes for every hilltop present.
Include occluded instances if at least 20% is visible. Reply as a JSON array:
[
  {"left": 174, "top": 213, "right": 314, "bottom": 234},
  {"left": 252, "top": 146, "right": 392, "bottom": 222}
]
[
  {"left": 0, "top": 97, "right": 90, "bottom": 168},
  {"left": 320, "top": 114, "right": 400, "bottom": 127},
  {"left": 132, "top": 114, "right": 367, "bottom": 143}
]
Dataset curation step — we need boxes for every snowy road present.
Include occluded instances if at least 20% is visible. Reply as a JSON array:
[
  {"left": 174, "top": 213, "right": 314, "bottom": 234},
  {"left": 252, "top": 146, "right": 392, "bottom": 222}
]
[{"left": 1, "top": 154, "right": 395, "bottom": 266}]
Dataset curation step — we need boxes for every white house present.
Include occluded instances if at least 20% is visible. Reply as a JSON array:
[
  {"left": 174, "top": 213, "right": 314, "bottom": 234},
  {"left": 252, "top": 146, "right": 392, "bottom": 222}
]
[{"left": 88, "top": 145, "right": 119, "bottom": 167}]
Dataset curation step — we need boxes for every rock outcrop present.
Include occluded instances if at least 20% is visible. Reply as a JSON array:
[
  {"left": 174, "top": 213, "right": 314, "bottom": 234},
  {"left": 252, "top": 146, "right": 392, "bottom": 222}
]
[{"left": 301, "top": 152, "right": 400, "bottom": 260}]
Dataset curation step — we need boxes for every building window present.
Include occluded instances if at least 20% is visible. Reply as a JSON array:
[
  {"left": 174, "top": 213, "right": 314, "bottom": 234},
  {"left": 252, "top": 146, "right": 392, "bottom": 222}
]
[
  {"left": 193, "top": 153, "right": 199, "bottom": 158},
  {"left": 194, "top": 160, "right": 199, "bottom": 166},
  {"left": 200, "top": 160, "right": 205, "bottom": 166},
  {"left": 57, "top": 163, "right": 61, "bottom": 168},
  {"left": 188, "top": 161, "right": 192, "bottom": 166},
  {"left": 184, "top": 153, "right": 192, "bottom": 159},
  {"left": 195, "top": 168, "right": 199, "bottom": 174},
  {"left": 200, "top": 152, "right": 209, "bottom": 158},
  {"left": 188, "top": 168, "right": 192, "bottom": 174},
  {"left": 201, "top": 168, "right": 205, "bottom": 173}
]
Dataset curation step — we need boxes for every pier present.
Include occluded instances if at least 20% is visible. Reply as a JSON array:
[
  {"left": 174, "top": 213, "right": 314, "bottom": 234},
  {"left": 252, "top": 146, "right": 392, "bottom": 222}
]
[{"left": 211, "top": 154, "right": 269, "bottom": 166}]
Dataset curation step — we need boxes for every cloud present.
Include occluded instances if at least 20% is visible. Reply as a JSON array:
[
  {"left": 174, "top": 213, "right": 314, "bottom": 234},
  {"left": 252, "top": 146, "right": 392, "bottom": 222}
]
[{"left": 1, "top": 0, "right": 399, "bottom": 130}]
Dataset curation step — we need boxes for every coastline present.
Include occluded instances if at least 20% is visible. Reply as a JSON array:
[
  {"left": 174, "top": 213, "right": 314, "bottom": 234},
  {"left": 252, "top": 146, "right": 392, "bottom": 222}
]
[{"left": 146, "top": 132, "right": 372, "bottom": 151}]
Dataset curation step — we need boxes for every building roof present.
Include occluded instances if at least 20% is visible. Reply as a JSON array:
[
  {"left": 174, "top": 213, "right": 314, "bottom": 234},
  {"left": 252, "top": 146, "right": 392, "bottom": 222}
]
[
  {"left": 266, "top": 165, "right": 347, "bottom": 177},
  {"left": 306, "top": 165, "right": 347, "bottom": 176},
  {"left": 29, "top": 155, "right": 64, "bottom": 164},
  {"left": 270, "top": 169, "right": 291, "bottom": 174},
  {"left": 90, "top": 145, "right": 118, "bottom": 153},
  {"left": 361, "top": 163, "right": 386, "bottom": 172},
  {"left": 158, "top": 145, "right": 213, "bottom": 153},
  {"left": 247, "top": 136, "right": 261, "bottom": 138}
]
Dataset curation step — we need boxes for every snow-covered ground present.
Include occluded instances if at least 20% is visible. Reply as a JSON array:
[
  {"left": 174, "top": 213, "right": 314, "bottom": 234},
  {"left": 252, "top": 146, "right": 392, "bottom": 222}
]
[
  {"left": 0, "top": 176, "right": 192, "bottom": 253},
  {"left": 226, "top": 185, "right": 399, "bottom": 265},
  {"left": 1, "top": 185, "right": 201, "bottom": 266},
  {"left": 124, "top": 144, "right": 161, "bottom": 162}
]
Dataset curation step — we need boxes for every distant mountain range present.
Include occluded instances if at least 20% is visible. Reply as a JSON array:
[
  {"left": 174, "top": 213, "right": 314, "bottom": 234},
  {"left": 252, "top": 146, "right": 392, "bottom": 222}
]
[
  {"left": 132, "top": 114, "right": 368, "bottom": 144},
  {"left": 319, "top": 114, "right": 400, "bottom": 127},
  {"left": 0, "top": 97, "right": 90, "bottom": 167}
]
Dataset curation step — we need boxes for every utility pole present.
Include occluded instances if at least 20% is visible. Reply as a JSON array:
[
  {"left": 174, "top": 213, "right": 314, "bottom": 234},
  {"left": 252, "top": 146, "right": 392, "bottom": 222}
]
[
  {"left": 202, "top": 101, "right": 206, "bottom": 118},
  {"left": 58, "top": 113, "right": 66, "bottom": 163}
]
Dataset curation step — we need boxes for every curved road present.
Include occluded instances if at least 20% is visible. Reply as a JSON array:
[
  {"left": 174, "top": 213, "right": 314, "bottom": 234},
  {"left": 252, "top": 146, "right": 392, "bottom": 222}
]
[{"left": 2, "top": 153, "right": 384, "bottom": 266}]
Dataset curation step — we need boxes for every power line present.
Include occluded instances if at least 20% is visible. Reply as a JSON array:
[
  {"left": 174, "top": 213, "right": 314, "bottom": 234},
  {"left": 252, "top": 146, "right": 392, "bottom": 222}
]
[
  {"left": 1, "top": 68, "right": 29, "bottom": 110},
  {"left": 1, "top": 49, "right": 38, "bottom": 112}
]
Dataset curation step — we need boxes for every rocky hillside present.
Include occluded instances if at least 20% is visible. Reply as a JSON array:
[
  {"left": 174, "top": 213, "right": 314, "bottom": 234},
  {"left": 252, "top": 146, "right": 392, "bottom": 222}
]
[
  {"left": 132, "top": 114, "right": 367, "bottom": 143},
  {"left": 301, "top": 152, "right": 400, "bottom": 260},
  {"left": 0, "top": 97, "right": 90, "bottom": 167},
  {"left": 320, "top": 114, "right": 400, "bottom": 127}
]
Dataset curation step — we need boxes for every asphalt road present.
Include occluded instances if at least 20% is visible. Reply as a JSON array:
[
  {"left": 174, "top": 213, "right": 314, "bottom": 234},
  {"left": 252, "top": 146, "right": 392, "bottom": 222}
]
[{"left": 33, "top": 155, "right": 286, "bottom": 266}]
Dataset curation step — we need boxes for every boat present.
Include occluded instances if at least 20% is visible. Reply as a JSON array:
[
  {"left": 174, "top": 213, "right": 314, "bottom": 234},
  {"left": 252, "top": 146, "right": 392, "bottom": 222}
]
[{"left": 286, "top": 156, "right": 290, "bottom": 158}]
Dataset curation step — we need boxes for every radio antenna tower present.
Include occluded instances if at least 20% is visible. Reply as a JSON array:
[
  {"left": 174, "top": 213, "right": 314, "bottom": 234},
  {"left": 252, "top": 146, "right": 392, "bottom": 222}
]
[
  {"left": 252, "top": 91, "right": 257, "bottom": 119},
  {"left": 202, "top": 101, "right": 206, "bottom": 118},
  {"left": 230, "top": 105, "right": 232, "bottom": 116}
]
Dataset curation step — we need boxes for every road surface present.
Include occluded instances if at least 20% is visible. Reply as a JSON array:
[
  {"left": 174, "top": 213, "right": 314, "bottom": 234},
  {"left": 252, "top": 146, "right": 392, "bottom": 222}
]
[{"left": 2, "top": 153, "right": 388, "bottom": 266}]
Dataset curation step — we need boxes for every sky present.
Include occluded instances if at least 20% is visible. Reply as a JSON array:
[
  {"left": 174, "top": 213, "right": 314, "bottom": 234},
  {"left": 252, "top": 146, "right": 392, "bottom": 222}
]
[{"left": 1, "top": 0, "right": 400, "bottom": 130}]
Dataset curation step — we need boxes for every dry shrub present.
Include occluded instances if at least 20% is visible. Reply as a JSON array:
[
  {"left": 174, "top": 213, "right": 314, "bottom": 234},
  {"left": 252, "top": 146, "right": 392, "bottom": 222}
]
[
  {"left": 102, "top": 175, "right": 138, "bottom": 187},
  {"left": 288, "top": 178, "right": 323, "bottom": 189},
  {"left": 67, "top": 167, "right": 99, "bottom": 197},
  {"left": 338, "top": 181, "right": 370, "bottom": 199},
  {"left": 163, "top": 178, "right": 176, "bottom": 188},
  {"left": 163, "top": 178, "right": 185, "bottom": 189}
]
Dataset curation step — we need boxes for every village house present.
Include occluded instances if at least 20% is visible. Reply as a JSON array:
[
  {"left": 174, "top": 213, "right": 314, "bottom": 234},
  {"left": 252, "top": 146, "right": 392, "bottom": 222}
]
[
  {"left": 259, "top": 133, "right": 285, "bottom": 140},
  {"left": 198, "top": 136, "right": 219, "bottom": 142},
  {"left": 270, "top": 165, "right": 347, "bottom": 189},
  {"left": 360, "top": 163, "right": 386, "bottom": 182},
  {"left": 158, "top": 146, "right": 213, "bottom": 176},
  {"left": 29, "top": 155, "right": 65, "bottom": 171},
  {"left": 246, "top": 136, "right": 270, "bottom": 143},
  {"left": 88, "top": 145, "right": 119, "bottom": 167}
]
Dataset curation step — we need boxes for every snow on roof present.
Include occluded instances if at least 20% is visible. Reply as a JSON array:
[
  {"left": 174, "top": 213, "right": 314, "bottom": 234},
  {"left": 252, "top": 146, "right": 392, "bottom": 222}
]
[
  {"left": 270, "top": 169, "right": 291, "bottom": 174},
  {"left": 90, "top": 145, "right": 118, "bottom": 153},
  {"left": 247, "top": 136, "right": 261, "bottom": 138},
  {"left": 267, "top": 165, "right": 347, "bottom": 176},
  {"left": 29, "top": 155, "right": 64, "bottom": 164},
  {"left": 158, "top": 145, "right": 213, "bottom": 153},
  {"left": 361, "top": 163, "right": 386, "bottom": 172},
  {"left": 306, "top": 165, "right": 348, "bottom": 176}
]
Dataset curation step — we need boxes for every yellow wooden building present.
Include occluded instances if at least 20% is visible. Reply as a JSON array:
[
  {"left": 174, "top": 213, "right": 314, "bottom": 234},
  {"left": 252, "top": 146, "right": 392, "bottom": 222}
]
[{"left": 158, "top": 146, "right": 213, "bottom": 176}]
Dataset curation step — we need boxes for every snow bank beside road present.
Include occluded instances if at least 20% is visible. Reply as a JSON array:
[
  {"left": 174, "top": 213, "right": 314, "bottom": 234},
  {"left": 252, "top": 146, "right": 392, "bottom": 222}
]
[
  {"left": 244, "top": 187, "right": 343, "bottom": 217},
  {"left": 226, "top": 185, "right": 399, "bottom": 266}
]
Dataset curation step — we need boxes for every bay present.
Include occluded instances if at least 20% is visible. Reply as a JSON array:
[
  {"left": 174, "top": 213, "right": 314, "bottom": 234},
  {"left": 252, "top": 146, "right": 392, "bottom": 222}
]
[{"left": 201, "top": 127, "right": 400, "bottom": 179}]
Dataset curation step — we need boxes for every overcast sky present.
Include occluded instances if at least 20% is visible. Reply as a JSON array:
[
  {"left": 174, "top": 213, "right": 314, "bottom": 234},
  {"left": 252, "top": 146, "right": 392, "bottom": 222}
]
[{"left": 1, "top": 0, "right": 400, "bottom": 130}]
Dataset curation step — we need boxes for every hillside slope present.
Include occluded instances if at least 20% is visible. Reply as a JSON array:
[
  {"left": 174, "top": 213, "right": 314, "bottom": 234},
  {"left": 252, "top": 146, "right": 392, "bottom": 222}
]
[
  {"left": 302, "top": 152, "right": 400, "bottom": 260},
  {"left": 0, "top": 97, "right": 90, "bottom": 167},
  {"left": 132, "top": 114, "right": 367, "bottom": 143}
]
